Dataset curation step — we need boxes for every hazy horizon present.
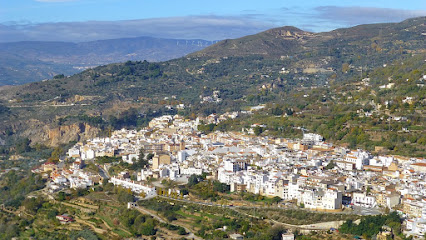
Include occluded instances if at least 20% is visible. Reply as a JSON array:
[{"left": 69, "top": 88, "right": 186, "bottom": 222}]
[{"left": 1, "top": 0, "right": 425, "bottom": 43}]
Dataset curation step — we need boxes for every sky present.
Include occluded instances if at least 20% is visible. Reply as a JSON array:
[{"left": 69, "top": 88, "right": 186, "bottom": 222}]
[{"left": 0, "top": 0, "right": 425, "bottom": 42}]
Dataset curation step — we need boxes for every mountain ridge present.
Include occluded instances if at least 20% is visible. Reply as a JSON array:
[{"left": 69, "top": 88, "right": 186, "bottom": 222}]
[
  {"left": 191, "top": 17, "right": 425, "bottom": 59},
  {"left": 0, "top": 36, "right": 217, "bottom": 86}
]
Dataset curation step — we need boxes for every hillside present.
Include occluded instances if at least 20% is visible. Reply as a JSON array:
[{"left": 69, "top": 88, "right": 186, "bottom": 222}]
[
  {"left": 0, "top": 17, "right": 424, "bottom": 155},
  {"left": 0, "top": 36, "right": 216, "bottom": 86},
  {"left": 191, "top": 17, "right": 425, "bottom": 59},
  {"left": 206, "top": 54, "right": 425, "bottom": 157},
  {"left": 190, "top": 26, "right": 310, "bottom": 58}
]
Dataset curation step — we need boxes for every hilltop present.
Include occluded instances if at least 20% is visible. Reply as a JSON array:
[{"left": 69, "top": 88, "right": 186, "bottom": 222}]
[
  {"left": 191, "top": 17, "right": 425, "bottom": 59},
  {"left": 189, "top": 26, "right": 310, "bottom": 58}
]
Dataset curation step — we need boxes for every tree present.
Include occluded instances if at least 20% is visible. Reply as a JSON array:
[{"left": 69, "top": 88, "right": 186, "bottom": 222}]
[
  {"left": 197, "top": 123, "right": 216, "bottom": 133},
  {"left": 212, "top": 181, "right": 230, "bottom": 193},
  {"left": 140, "top": 219, "right": 156, "bottom": 235},
  {"left": 271, "top": 196, "right": 282, "bottom": 204},
  {"left": 177, "top": 227, "right": 187, "bottom": 235},
  {"left": 147, "top": 153, "right": 154, "bottom": 160},
  {"left": 47, "top": 209, "right": 59, "bottom": 219},
  {"left": 53, "top": 74, "right": 65, "bottom": 79},
  {"left": 187, "top": 174, "right": 203, "bottom": 187},
  {"left": 384, "top": 207, "right": 390, "bottom": 214},
  {"left": 388, "top": 221, "right": 401, "bottom": 235},
  {"left": 325, "top": 161, "right": 336, "bottom": 170},
  {"left": 15, "top": 138, "right": 31, "bottom": 153},
  {"left": 117, "top": 189, "right": 134, "bottom": 203},
  {"left": 132, "top": 148, "right": 148, "bottom": 170},
  {"left": 180, "top": 188, "right": 189, "bottom": 196},
  {"left": 74, "top": 188, "right": 89, "bottom": 197},
  {"left": 22, "top": 197, "right": 44, "bottom": 214},
  {"left": 268, "top": 225, "right": 287, "bottom": 240},
  {"left": 339, "top": 212, "right": 402, "bottom": 238},
  {"left": 57, "top": 191, "right": 67, "bottom": 201},
  {"left": 271, "top": 107, "right": 283, "bottom": 116},
  {"left": 70, "top": 229, "right": 99, "bottom": 240},
  {"left": 49, "top": 146, "right": 64, "bottom": 162},
  {"left": 366, "top": 186, "right": 371, "bottom": 194},
  {"left": 138, "top": 148, "right": 145, "bottom": 163},
  {"left": 254, "top": 126, "right": 263, "bottom": 136}
]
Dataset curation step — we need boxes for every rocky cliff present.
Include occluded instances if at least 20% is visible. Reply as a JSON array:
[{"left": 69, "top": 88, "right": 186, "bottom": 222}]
[
  {"left": 46, "top": 123, "right": 99, "bottom": 146},
  {"left": 14, "top": 120, "right": 100, "bottom": 146}
]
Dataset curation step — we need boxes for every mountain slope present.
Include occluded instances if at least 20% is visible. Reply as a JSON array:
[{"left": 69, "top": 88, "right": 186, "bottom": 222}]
[
  {"left": 190, "top": 26, "right": 310, "bottom": 58},
  {"left": 192, "top": 17, "right": 425, "bottom": 59}
]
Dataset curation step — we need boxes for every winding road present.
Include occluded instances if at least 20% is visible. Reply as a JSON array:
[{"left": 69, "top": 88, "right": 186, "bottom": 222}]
[{"left": 135, "top": 206, "right": 202, "bottom": 240}]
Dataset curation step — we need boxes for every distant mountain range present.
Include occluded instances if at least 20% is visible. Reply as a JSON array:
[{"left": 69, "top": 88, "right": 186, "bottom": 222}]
[{"left": 0, "top": 36, "right": 217, "bottom": 86}]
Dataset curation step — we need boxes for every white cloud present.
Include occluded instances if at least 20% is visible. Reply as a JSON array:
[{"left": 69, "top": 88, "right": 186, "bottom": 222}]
[
  {"left": 0, "top": 15, "right": 275, "bottom": 42},
  {"left": 314, "top": 6, "right": 426, "bottom": 25},
  {"left": 1, "top": 7, "right": 424, "bottom": 43}
]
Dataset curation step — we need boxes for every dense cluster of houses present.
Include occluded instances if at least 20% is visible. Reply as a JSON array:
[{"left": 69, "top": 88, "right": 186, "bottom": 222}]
[
  {"left": 32, "top": 158, "right": 101, "bottom": 192},
  {"left": 39, "top": 113, "right": 426, "bottom": 238}
]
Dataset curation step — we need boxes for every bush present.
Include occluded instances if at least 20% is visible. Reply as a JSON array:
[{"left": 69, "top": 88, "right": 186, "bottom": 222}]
[
  {"left": 22, "top": 197, "right": 44, "bottom": 214},
  {"left": 177, "top": 227, "right": 187, "bottom": 235},
  {"left": 117, "top": 188, "right": 134, "bottom": 203},
  {"left": 70, "top": 229, "right": 99, "bottom": 240},
  {"left": 339, "top": 212, "right": 402, "bottom": 238}
]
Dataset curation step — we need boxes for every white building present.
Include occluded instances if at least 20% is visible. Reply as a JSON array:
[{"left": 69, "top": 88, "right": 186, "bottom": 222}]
[
  {"left": 109, "top": 177, "right": 157, "bottom": 198},
  {"left": 69, "top": 176, "right": 93, "bottom": 189},
  {"left": 352, "top": 192, "right": 376, "bottom": 208},
  {"left": 336, "top": 161, "right": 355, "bottom": 171},
  {"left": 281, "top": 233, "right": 295, "bottom": 240},
  {"left": 67, "top": 147, "right": 80, "bottom": 158},
  {"left": 81, "top": 148, "right": 95, "bottom": 160},
  {"left": 138, "top": 169, "right": 153, "bottom": 181},
  {"left": 52, "top": 175, "right": 67, "bottom": 185},
  {"left": 224, "top": 160, "right": 239, "bottom": 172},
  {"left": 218, "top": 168, "right": 234, "bottom": 185},
  {"left": 122, "top": 153, "right": 139, "bottom": 164},
  {"left": 369, "top": 156, "right": 394, "bottom": 167},
  {"left": 345, "top": 150, "right": 371, "bottom": 170},
  {"left": 181, "top": 167, "right": 202, "bottom": 176},
  {"left": 406, "top": 219, "right": 426, "bottom": 237},
  {"left": 303, "top": 133, "right": 324, "bottom": 144},
  {"left": 298, "top": 188, "right": 342, "bottom": 210},
  {"left": 177, "top": 149, "right": 197, "bottom": 162}
]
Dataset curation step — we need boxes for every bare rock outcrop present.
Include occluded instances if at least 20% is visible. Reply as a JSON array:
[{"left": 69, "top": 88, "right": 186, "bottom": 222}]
[
  {"left": 11, "top": 119, "right": 100, "bottom": 146},
  {"left": 46, "top": 123, "right": 99, "bottom": 146}
]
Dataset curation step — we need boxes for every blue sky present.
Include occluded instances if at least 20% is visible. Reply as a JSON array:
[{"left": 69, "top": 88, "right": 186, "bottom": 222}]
[{"left": 0, "top": 0, "right": 425, "bottom": 42}]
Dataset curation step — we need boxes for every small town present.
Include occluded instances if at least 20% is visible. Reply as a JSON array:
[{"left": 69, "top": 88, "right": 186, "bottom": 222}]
[
  {"left": 0, "top": 1, "right": 424, "bottom": 239},
  {"left": 29, "top": 112, "right": 426, "bottom": 239}
]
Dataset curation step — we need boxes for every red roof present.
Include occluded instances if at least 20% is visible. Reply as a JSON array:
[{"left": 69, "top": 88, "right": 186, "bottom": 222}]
[{"left": 411, "top": 163, "right": 426, "bottom": 167}]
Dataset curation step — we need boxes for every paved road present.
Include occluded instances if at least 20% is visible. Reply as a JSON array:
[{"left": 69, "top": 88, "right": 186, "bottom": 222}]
[
  {"left": 351, "top": 205, "right": 382, "bottom": 215},
  {"left": 8, "top": 103, "right": 91, "bottom": 108},
  {"left": 97, "top": 164, "right": 110, "bottom": 179},
  {"left": 158, "top": 195, "right": 227, "bottom": 208},
  {"left": 135, "top": 206, "right": 166, "bottom": 223}
]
